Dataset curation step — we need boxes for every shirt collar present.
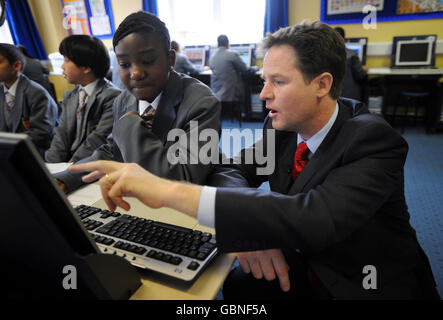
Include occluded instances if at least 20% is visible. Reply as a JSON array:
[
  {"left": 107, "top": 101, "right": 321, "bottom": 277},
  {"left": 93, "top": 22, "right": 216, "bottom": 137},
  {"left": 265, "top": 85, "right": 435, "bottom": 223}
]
[
  {"left": 79, "top": 79, "right": 100, "bottom": 97},
  {"left": 3, "top": 77, "right": 21, "bottom": 97},
  {"left": 297, "top": 103, "right": 339, "bottom": 156},
  {"left": 138, "top": 92, "right": 162, "bottom": 115}
]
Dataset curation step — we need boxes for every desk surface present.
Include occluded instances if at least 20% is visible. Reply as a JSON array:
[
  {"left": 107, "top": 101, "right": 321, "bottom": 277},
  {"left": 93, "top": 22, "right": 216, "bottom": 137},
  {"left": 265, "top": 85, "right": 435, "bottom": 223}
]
[
  {"left": 368, "top": 67, "right": 443, "bottom": 75},
  {"left": 68, "top": 184, "right": 236, "bottom": 300}
]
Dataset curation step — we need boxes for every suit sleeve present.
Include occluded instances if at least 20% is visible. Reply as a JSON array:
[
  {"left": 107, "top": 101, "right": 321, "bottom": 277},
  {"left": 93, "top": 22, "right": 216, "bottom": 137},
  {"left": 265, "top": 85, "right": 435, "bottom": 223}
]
[
  {"left": 26, "top": 87, "right": 58, "bottom": 151},
  {"left": 182, "top": 56, "right": 200, "bottom": 76},
  {"left": 214, "top": 121, "right": 408, "bottom": 254},
  {"left": 113, "top": 93, "right": 221, "bottom": 185},
  {"left": 45, "top": 94, "right": 70, "bottom": 162},
  {"left": 70, "top": 89, "right": 120, "bottom": 162}
]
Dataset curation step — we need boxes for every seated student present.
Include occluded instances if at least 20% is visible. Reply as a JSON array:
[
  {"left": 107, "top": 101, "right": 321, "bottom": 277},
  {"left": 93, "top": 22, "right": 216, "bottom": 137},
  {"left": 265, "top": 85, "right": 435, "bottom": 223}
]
[
  {"left": 45, "top": 35, "right": 121, "bottom": 163},
  {"left": 334, "top": 27, "right": 368, "bottom": 101},
  {"left": 55, "top": 11, "right": 221, "bottom": 193},
  {"left": 71, "top": 22, "right": 440, "bottom": 300},
  {"left": 17, "top": 45, "right": 56, "bottom": 102},
  {"left": 171, "top": 41, "right": 200, "bottom": 77},
  {"left": 0, "top": 43, "right": 58, "bottom": 155}
]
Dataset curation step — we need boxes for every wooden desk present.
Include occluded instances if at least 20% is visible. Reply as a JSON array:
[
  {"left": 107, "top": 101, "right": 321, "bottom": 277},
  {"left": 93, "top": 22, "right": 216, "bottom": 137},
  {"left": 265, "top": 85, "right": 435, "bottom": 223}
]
[{"left": 68, "top": 184, "right": 236, "bottom": 300}]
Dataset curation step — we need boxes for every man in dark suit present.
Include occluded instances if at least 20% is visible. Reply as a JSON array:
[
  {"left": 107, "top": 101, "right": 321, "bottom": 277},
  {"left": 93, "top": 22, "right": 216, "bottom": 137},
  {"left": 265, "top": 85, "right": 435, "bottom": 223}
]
[
  {"left": 55, "top": 12, "right": 221, "bottom": 193},
  {"left": 70, "top": 21, "right": 439, "bottom": 299}
]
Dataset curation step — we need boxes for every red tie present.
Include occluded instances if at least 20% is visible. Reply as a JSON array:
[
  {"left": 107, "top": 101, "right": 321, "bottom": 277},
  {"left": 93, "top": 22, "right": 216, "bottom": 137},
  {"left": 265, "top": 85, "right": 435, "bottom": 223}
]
[{"left": 292, "top": 142, "right": 310, "bottom": 181}]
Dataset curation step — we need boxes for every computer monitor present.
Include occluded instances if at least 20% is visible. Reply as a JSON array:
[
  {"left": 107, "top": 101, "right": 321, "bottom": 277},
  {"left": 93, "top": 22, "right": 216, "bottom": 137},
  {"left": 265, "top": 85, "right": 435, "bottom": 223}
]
[
  {"left": 345, "top": 37, "right": 368, "bottom": 65},
  {"left": 183, "top": 45, "right": 209, "bottom": 69},
  {"left": 0, "top": 133, "right": 140, "bottom": 299},
  {"left": 391, "top": 35, "right": 437, "bottom": 68},
  {"left": 230, "top": 44, "right": 255, "bottom": 67}
]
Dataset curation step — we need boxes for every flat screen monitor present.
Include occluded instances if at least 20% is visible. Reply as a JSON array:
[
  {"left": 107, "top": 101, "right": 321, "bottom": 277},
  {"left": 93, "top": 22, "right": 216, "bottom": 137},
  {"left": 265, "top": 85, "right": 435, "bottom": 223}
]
[
  {"left": 345, "top": 37, "right": 368, "bottom": 65},
  {"left": 0, "top": 133, "right": 140, "bottom": 299},
  {"left": 183, "top": 45, "right": 208, "bottom": 68},
  {"left": 230, "top": 44, "right": 255, "bottom": 67},
  {"left": 391, "top": 35, "right": 436, "bottom": 68}
]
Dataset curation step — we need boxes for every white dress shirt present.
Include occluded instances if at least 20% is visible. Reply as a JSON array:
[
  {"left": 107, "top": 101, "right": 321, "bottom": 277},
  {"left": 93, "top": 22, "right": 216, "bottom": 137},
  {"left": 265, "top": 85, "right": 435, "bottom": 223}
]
[{"left": 138, "top": 92, "right": 162, "bottom": 115}]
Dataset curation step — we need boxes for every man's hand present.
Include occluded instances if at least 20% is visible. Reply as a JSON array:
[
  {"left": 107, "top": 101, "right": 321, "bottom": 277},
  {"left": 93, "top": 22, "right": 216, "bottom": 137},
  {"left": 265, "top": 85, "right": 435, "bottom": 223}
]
[
  {"left": 69, "top": 161, "right": 202, "bottom": 219},
  {"left": 237, "top": 249, "right": 290, "bottom": 292},
  {"left": 70, "top": 161, "right": 168, "bottom": 212}
]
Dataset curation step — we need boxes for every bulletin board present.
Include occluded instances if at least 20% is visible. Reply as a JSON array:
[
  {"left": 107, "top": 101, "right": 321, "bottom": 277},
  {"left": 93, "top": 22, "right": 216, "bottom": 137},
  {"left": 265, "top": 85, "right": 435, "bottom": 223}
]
[
  {"left": 61, "top": 0, "right": 115, "bottom": 39},
  {"left": 321, "top": 0, "right": 443, "bottom": 24}
]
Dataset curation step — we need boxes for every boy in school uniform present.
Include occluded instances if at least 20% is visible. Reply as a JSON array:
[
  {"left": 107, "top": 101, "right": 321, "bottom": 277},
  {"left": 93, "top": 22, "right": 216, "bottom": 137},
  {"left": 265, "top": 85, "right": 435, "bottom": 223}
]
[
  {"left": 0, "top": 43, "right": 58, "bottom": 155},
  {"left": 45, "top": 35, "right": 121, "bottom": 163},
  {"left": 54, "top": 11, "right": 221, "bottom": 193}
]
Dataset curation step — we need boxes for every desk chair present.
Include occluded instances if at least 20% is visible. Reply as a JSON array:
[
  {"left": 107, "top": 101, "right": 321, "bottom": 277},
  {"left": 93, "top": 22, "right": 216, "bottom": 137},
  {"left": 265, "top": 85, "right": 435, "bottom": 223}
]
[{"left": 392, "top": 91, "right": 430, "bottom": 133}]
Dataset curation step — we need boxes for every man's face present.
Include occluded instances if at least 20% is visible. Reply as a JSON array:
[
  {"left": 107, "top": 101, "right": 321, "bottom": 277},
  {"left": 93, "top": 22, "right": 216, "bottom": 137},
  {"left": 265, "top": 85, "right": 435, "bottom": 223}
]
[
  {"left": 0, "top": 55, "right": 19, "bottom": 84},
  {"left": 260, "top": 44, "right": 318, "bottom": 133},
  {"left": 115, "top": 32, "right": 175, "bottom": 102}
]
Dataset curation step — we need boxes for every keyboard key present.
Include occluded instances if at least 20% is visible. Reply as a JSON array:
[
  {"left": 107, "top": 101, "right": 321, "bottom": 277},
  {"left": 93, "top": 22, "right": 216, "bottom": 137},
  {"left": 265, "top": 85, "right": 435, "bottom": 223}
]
[
  {"left": 171, "top": 257, "right": 183, "bottom": 266},
  {"left": 187, "top": 261, "right": 200, "bottom": 271}
]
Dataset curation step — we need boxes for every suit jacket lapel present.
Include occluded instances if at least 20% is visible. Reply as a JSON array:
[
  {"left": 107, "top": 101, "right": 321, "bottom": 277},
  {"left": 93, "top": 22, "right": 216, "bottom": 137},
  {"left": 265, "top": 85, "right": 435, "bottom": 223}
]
[
  {"left": 289, "top": 102, "right": 352, "bottom": 195},
  {"left": 153, "top": 71, "right": 181, "bottom": 143},
  {"left": 11, "top": 76, "right": 25, "bottom": 132},
  {"left": 270, "top": 130, "right": 299, "bottom": 194}
]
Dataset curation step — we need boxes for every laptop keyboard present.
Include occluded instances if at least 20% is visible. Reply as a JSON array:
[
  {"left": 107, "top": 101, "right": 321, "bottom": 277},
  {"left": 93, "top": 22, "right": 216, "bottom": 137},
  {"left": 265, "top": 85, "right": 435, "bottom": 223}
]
[{"left": 75, "top": 205, "right": 217, "bottom": 283}]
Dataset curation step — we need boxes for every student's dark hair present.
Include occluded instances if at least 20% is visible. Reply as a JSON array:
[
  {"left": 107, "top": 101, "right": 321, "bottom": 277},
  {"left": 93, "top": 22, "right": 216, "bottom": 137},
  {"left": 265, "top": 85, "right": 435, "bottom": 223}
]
[
  {"left": 59, "top": 35, "right": 110, "bottom": 78},
  {"left": 0, "top": 43, "right": 25, "bottom": 70},
  {"left": 334, "top": 27, "right": 345, "bottom": 39},
  {"left": 113, "top": 11, "right": 170, "bottom": 54},
  {"left": 170, "top": 40, "right": 179, "bottom": 52},
  {"left": 17, "top": 45, "right": 33, "bottom": 58},
  {"left": 217, "top": 35, "right": 229, "bottom": 47},
  {"left": 262, "top": 21, "right": 346, "bottom": 100}
]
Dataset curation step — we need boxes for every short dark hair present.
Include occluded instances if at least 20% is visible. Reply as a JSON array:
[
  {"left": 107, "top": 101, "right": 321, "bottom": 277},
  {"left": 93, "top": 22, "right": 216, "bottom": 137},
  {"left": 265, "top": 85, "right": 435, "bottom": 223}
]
[
  {"left": 171, "top": 40, "right": 179, "bottom": 52},
  {"left": 334, "top": 27, "right": 345, "bottom": 39},
  {"left": 59, "top": 35, "right": 110, "bottom": 78},
  {"left": 0, "top": 43, "right": 24, "bottom": 71},
  {"left": 217, "top": 35, "right": 229, "bottom": 47},
  {"left": 113, "top": 11, "right": 170, "bottom": 54},
  {"left": 262, "top": 21, "right": 346, "bottom": 100}
]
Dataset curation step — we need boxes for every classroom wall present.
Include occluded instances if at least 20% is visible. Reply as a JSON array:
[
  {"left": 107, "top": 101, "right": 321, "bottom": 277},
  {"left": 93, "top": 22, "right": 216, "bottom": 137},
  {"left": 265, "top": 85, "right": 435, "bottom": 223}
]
[{"left": 288, "top": 0, "right": 443, "bottom": 68}]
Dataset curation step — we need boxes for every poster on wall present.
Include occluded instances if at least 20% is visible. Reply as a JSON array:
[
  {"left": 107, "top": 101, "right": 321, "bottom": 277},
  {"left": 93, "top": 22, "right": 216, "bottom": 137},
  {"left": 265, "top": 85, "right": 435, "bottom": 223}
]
[
  {"left": 61, "top": 0, "right": 115, "bottom": 38},
  {"left": 397, "top": 0, "right": 443, "bottom": 14},
  {"left": 327, "top": 0, "right": 385, "bottom": 15},
  {"left": 62, "top": 0, "right": 91, "bottom": 35},
  {"left": 88, "top": 0, "right": 112, "bottom": 35}
]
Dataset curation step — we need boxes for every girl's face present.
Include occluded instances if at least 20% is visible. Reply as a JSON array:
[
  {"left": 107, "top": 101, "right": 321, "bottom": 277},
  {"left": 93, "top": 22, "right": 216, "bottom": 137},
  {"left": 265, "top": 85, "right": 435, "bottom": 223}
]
[{"left": 115, "top": 32, "right": 175, "bottom": 102}]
